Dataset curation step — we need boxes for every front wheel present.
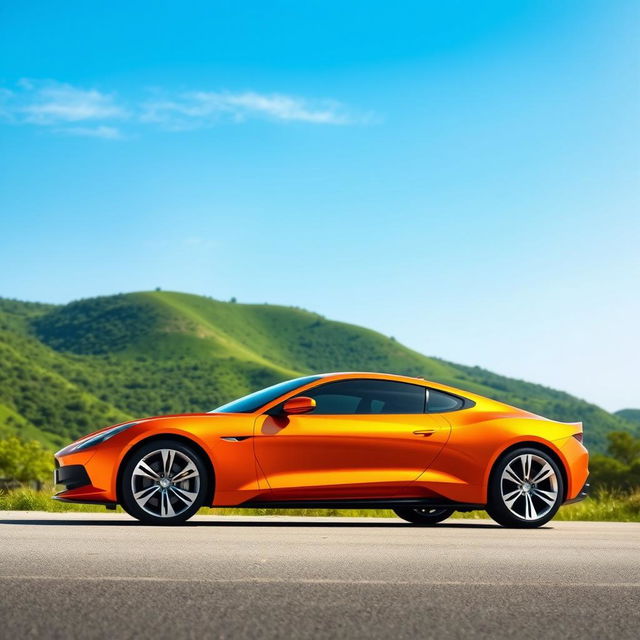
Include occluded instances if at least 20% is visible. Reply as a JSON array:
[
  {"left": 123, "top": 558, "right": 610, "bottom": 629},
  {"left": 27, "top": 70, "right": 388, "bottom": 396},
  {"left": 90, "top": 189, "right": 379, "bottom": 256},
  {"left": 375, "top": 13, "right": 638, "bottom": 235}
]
[
  {"left": 120, "top": 439, "right": 209, "bottom": 525},
  {"left": 487, "top": 447, "right": 564, "bottom": 528},
  {"left": 393, "top": 506, "right": 455, "bottom": 525}
]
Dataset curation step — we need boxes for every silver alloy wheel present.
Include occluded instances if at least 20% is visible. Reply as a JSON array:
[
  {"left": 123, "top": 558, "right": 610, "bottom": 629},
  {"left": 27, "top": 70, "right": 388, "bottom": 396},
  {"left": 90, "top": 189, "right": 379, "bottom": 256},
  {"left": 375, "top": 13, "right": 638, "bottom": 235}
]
[
  {"left": 131, "top": 448, "right": 200, "bottom": 518},
  {"left": 500, "top": 453, "right": 558, "bottom": 521}
]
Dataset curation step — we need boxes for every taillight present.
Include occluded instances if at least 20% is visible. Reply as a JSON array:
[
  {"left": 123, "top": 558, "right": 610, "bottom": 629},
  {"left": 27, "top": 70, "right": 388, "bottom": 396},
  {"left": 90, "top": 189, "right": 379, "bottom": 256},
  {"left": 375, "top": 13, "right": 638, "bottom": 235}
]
[{"left": 572, "top": 432, "right": 583, "bottom": 443}]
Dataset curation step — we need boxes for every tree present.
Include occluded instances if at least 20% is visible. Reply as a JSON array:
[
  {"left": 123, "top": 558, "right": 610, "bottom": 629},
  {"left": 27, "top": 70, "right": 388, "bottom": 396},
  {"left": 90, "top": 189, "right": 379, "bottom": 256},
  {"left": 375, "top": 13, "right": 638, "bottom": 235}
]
[
  {"left": 589, "top": 432, "right": 640, "bottom": 492},
  {"left": 607, "top": 431, "right": 640, "bottom": 466},
  {"left": 589, "top": 454, "right": 629, "bottom": 491},
  {"left": 0, "top": 436, "right": 53, "bottom": 488}
]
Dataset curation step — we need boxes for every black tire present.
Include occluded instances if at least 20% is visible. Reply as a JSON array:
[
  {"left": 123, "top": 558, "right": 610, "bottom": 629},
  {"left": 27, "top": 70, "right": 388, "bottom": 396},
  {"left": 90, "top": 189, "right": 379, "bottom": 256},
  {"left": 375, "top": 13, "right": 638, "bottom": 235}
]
[
  {"left": 393, "top": 506, "right": 455, "bottom": 525},
  {"left": 120, "top": 439, "right": 209, "bottom": 525},
  {"left": 486, "top": 447, "right": 564, "bottom": 528}
]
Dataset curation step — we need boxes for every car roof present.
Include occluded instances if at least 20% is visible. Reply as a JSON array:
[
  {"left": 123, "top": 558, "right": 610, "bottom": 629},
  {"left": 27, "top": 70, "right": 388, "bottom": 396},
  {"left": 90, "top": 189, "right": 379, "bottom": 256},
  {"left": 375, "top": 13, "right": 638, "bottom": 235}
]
[
  {"left": 315, "top": 371, "right": 447, "bottom": 388},
  {"left": 310, "top": 372, "right": 533, "bottom": 416}
]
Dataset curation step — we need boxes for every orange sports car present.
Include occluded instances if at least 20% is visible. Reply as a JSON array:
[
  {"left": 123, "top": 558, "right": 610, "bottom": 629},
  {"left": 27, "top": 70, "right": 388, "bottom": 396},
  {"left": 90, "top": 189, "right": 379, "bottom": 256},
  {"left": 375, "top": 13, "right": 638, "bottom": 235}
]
[{"left": 53, "top": 372, "right": 589, "bottom": 527}]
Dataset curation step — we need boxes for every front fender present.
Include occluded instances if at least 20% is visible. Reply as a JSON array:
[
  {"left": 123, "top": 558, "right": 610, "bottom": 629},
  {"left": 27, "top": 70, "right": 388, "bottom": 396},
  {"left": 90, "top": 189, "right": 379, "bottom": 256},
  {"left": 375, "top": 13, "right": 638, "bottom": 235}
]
[{"left": 57, "top": 413, "right": 260, "bottom": 505}]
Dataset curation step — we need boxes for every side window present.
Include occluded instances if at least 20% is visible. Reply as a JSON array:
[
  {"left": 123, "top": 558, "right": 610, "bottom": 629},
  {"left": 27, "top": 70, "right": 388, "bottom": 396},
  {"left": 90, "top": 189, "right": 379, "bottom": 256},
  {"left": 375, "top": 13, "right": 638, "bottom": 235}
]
[
  {"left": 301, "top": 379, "right": 426, "bottom": 415},
  {"left": 426, "top": 388, "right": 464, "bottom": 413}
]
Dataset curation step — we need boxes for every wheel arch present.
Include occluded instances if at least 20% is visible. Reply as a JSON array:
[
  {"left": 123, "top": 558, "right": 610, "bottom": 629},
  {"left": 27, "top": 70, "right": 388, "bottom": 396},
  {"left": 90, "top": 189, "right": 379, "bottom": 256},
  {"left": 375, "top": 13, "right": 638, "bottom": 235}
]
[
  {"left": 485, "top": 440, "right": 568, "bottom": 503},
  {"left": 116, "top": 433, "right": 216, "bottom": 507}
]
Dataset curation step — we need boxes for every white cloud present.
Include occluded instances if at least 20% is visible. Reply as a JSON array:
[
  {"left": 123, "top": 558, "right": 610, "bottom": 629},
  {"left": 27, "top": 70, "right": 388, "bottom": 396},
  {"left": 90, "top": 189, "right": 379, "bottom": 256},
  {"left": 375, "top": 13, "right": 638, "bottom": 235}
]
[
  {"left": 58, "top": 125, "right": 124, "bottom": 139},
  {"left": 0, "top": 80, "right": 127, "bottom": 132},
  {"left": 20, "top": 81, "right": 127, "bottom": 124},
  {"left": 141, "top": 90, "right": 366, "bottom": 129},
  {"left": 0, "top": 80, "right": 375, "bottom": 138}
]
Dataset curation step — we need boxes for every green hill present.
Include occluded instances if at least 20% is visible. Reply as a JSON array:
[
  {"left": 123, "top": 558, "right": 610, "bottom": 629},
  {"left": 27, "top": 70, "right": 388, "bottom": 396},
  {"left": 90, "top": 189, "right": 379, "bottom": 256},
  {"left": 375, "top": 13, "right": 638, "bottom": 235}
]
[
  {"left": 615, "top": 409, "right": 640, "bottom": 427},
  {"left": 0, "top": 291, "right": 636, "bottom": 452}
]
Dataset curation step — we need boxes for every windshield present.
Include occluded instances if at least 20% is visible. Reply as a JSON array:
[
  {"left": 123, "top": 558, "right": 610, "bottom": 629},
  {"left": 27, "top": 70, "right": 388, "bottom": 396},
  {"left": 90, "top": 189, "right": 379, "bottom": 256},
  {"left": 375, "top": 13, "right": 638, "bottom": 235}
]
[{"left": 210, "top": 375, "right": 323, "bottom": 414}]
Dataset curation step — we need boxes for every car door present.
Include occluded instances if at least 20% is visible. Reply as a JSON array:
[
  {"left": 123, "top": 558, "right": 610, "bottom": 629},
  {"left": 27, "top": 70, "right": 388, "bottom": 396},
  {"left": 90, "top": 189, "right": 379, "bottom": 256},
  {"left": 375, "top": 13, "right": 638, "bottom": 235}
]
[{"left": 253, "top": 378, "right": 451, "bottom": 500}]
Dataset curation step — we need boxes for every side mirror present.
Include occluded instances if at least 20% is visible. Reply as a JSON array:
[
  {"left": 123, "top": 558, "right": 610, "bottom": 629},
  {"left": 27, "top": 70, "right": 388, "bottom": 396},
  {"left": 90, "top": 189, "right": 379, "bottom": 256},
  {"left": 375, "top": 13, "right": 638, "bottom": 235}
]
[{"left": 282, "top": 396, "right": 316, "bottom": 415}]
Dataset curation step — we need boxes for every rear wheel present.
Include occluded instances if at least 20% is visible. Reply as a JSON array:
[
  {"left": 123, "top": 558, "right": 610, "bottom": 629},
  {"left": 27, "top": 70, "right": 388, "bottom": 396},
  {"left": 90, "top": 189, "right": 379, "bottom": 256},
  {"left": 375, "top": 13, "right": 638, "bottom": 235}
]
[
  {"left": 120, "top": 439, "right": 208, "bottom": 525},
  {"left": 393, "top": 506, "right": 455, "bottom": 525},
  {"left": 487, "top": 447, "right": 563, "bottom": 528}
]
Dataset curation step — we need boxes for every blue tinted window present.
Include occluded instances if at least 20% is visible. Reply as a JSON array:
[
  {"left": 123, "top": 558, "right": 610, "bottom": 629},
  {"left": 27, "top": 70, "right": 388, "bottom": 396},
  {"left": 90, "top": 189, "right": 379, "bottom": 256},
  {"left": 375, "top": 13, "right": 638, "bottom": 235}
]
[{"left": 212, "top": 375, "right": 322, "bottom": 413}]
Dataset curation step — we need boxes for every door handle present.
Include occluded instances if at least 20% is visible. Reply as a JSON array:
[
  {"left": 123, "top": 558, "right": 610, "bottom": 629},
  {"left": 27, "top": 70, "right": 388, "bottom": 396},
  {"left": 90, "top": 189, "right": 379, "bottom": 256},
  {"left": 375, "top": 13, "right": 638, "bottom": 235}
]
[{"left": 413, "top": 429, "right": 436, "bottom": 437}]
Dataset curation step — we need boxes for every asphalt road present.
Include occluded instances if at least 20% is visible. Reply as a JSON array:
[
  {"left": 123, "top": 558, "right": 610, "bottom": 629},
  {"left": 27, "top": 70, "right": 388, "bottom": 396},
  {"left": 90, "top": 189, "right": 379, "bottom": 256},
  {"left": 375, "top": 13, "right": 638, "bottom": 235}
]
[{"left": 0, "top": 512, "right": 639, "bottom": 639}]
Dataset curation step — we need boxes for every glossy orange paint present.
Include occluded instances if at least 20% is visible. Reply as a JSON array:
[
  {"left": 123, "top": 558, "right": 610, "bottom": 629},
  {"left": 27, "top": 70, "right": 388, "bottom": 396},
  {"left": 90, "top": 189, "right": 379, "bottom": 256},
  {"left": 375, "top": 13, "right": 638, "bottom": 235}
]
[
  {"left": 53, "top": 372, "right": 588, "bottom": 508},
  {"left": 282, "top": 396, "right": 317, "bottom": 414}
]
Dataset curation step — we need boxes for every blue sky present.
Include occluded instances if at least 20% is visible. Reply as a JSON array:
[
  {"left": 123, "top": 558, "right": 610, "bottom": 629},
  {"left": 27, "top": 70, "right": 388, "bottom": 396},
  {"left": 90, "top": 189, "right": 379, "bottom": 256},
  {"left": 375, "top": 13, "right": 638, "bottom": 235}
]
[{"left": 1, "top": 1, "right": 638, "bottom": 411}]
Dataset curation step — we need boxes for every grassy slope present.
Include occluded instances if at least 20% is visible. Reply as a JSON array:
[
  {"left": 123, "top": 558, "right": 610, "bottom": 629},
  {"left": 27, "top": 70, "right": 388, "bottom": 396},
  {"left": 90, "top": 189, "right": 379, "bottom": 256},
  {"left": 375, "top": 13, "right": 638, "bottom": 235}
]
[
  {"left": 0, "top": 402, "right": 57, "bottom": 447},
  {"left": 0, "top": 300, "right": 130, "bottom": 445},
  {"left": 0, "top": 290, "right": 636, "bottom": 452}
]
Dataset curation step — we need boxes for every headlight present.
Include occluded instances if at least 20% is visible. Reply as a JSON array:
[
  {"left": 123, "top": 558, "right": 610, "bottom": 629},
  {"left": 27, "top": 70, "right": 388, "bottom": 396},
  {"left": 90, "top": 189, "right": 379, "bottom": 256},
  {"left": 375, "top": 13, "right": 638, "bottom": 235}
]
[{"left": 60, "top": 422, "right": 138, "bottom": 455}]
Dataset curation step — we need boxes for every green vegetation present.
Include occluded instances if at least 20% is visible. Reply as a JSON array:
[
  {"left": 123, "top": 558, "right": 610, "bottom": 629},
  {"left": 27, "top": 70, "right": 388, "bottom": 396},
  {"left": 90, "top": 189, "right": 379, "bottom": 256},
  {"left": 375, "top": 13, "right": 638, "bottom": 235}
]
[
  {"left": 616, "top": 409, "right": 640, "bottom": 426},
  {"left": 554, "top": 490, "right": 640, "bottom": 522},
  {"left": 1, "top": 290, "right": 637, "bottom": 454},
  {"left": 0, "top": 436, "right": 51, "bottom": 487},
  {"left": 0, "top": 488, "right": 116, "bottom": 512},
  {"left": 589, "top": 431, "right": 640, "bottom": 491}
]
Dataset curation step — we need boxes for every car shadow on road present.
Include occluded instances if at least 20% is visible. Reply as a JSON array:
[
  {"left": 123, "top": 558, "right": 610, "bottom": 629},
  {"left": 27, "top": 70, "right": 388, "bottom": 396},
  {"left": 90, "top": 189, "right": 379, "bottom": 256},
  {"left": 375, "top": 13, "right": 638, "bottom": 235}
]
[{"left": 0, "top": 517, "right": 517, "bottom": 529}]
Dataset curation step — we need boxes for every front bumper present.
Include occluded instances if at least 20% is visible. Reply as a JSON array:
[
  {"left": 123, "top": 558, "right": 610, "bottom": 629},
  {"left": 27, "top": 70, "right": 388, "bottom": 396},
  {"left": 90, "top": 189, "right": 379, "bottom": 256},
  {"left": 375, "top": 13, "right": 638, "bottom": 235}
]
[
  {"left": 54, "top": 464, "right": 91, "bottom": 491},
  {"left": 53, "top": 457, "right": 115, "bottom": 506}
]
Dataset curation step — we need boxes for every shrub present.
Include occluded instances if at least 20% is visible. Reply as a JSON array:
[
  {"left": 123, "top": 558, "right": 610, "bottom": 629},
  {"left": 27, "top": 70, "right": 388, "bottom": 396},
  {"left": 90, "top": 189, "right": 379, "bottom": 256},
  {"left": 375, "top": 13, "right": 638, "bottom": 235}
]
[{"left": 0, "top": 436, "right": 53, "bottom": 488}]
